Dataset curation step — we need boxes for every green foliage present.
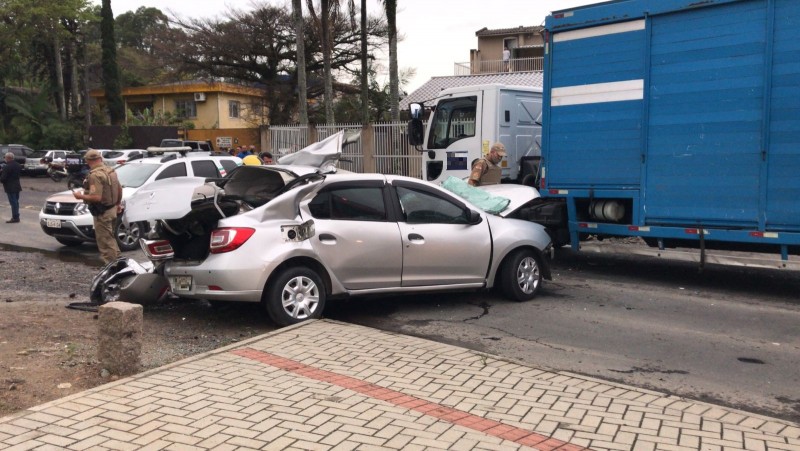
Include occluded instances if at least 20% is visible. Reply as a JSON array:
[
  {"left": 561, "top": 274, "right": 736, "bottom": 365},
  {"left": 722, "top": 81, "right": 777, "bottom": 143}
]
[
  {"left": 101, "top": 0, "right": 124, "bottom": 124},
  {"left": 126, "top": 108, "right": 194, "bottom": 130},
  {"left": 112, "top": 126, "right": 133, "bottom": 149},
  {"left": 3, "top": 89, "right": 83, "bottom": 149}
]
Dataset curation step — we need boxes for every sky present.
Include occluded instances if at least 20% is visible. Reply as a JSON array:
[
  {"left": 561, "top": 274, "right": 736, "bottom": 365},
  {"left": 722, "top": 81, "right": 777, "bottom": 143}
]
[{"left": 94, "top": 0, "right": 598, "bottom": 93}]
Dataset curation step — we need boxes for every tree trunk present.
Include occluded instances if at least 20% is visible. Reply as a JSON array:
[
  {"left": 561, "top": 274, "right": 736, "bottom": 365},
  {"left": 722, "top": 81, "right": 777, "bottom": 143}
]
[
  {"left": 385, "top": 0, "right": 399, "bottom": 121},
  {"left": 360, "top": 0, "right": 368, "bottom": 125},
  {"left": 322, "top": 0, "right": 334, "bottom": 124},
  {"left": 69, "top": 39, "right": 80, "bottom": 116},
  {"left": 293, "top": 0, "right": 309, "bottom": 125},
  {"left": 82, "top": 40, "right": 91, "bottom": 129},
  {"left": 101, "top": 0, "right": 125, "bottom": 125},
  {"left": 54, "top": 35, "right": 67, "bottom": 121}
]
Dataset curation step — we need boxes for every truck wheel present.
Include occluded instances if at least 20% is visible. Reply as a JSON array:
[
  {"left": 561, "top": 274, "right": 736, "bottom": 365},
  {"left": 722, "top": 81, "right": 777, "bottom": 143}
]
[
  {"left": 115, "top": 220, "right": 144, "bottom": 252},
  {"left": 265, "top": 267, "right": 326, "bottom": 326},
  {"left": 500, "top": 249, "right": 542, "bottom": 302},
  {"left": 55, "top": 237, "right": 83, "bottom": 247}
]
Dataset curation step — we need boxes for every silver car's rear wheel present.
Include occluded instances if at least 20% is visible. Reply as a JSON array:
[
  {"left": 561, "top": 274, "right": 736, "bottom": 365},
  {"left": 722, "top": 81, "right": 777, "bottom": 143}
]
[
  {"left": 265, "top": 267, "right": 326, "bottom": 326},
  {"left": 115, "top": 220, "right": 144, "bottom": 252},
  {"left": 500, "top": 249, "right": 542, "bottom": 302}
]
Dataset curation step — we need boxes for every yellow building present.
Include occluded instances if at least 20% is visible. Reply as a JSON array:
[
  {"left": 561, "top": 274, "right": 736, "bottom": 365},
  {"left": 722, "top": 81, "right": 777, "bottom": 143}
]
[{"left": 90, "top": 81, "right": 268, "bottom": 129}]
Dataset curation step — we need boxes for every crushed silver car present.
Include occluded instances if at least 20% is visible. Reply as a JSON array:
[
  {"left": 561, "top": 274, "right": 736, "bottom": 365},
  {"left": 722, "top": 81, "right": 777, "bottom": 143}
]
[{"left": 113, "top": 131, "right": 553, "bottom": 326}]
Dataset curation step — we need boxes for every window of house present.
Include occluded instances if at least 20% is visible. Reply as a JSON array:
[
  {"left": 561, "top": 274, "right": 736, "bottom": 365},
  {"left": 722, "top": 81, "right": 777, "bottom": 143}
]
[
  {"left": 229, "top": 100, "right": 240, "bottom": 118},
  {"left": 175, "top": 100, "right": 197, "bottom": 118}
]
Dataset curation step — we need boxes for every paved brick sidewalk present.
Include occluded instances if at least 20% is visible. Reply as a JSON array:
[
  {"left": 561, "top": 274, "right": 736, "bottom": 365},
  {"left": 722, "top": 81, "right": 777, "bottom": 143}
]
[{"left": 1, "top": 320, "right": 798, "bottom": 450}]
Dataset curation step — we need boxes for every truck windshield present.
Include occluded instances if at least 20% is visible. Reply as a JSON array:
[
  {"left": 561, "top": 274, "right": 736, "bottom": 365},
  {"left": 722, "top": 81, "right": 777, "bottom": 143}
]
[{"left": 428, "top": 96, "right": 477, "bottom": 149}]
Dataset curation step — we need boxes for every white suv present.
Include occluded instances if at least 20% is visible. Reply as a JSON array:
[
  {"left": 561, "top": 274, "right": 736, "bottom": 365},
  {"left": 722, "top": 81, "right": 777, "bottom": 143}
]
[{"left": 39, "top": 153, "right": 241, "bottom": 251}]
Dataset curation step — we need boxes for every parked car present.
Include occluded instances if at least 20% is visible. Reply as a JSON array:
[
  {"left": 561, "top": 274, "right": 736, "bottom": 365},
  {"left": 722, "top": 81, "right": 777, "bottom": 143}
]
[
  {"left": 122, "top": 156, "right": 553, "bottom": 326},
  {"left": 39, "top": 152, "right": 242, "bottom": 251},
  {"left": 158, "top": 139, "right": 213, "bottom": 152},
  {"left": 0, "top": 144, "right": 35, "bottom": 173},
  {"left": 102, "top": 149, "right": 146, "bottom": 167},
  {"left": 23, "top": 150, "right": 50, "bottom": 175}
]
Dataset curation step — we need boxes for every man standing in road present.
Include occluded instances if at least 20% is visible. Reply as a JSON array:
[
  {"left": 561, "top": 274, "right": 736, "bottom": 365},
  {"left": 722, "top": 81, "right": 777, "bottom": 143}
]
[
  {"left": 1, "top": 152, "right": 22, "bottom": 223},
  {"left": 73, "top": 149, "right": 122, "bottom": 263},
  {"left": 467, "top": 142, "right": 507, "bottom": 187}
]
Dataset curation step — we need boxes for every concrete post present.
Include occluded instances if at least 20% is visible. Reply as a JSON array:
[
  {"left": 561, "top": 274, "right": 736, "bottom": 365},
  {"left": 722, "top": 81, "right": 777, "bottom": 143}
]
[
  {"left": 261, "top": 125, "right": 270, "bottom": 153},
  {"left": 362, "top": 123, "right": 376, "bottom": 173},
  {"left": 97, "top": 302, "right": 143, "bottom": 376}
]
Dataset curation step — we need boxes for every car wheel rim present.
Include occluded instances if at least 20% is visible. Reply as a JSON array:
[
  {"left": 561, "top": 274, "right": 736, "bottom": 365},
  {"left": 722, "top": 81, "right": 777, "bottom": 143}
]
[
  {"left": 516, "top": 256, "right": 540, "bottom": 294},
  {"left": 281, "top": 275, "right": 320, "bottom": 320},
  {"left": 117, "top": 222, "right": 140, "bottom": 247}
]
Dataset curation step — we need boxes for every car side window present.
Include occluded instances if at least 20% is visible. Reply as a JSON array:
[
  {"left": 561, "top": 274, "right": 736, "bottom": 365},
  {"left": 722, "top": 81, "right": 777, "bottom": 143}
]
[
  {"left": 191, "top": 160, "right": 220, "bottom": 178},
  {"left": 396, "top": 186, "right": 469, "bottom": 224},
  {"left": 155, "top": 162, "right": 187, "bottom": 180},
  {"left": 309, "top": 187, "right": 386, "bottom": 221}
]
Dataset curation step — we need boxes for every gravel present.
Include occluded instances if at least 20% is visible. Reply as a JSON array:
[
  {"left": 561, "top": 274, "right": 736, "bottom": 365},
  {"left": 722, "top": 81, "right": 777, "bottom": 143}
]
[{"left": 0, "top": 248, "right": 276, "bottom": 416}]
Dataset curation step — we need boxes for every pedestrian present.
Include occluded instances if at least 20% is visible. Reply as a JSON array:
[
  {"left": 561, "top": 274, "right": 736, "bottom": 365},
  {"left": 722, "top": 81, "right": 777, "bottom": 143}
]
[
  {"left": 73, "top": 149, "right": 123, "bottom": 263},
  {"left": 236, "top": 146, "right": 248, "bottom": 159},
  {"left": 503, "top": 46, "right": 511, "bottom": 72},
  {"left": 248, "top": 144, "right": 257, "bottom": 155},
  {"left": 259, "top": 151, "right": 274, "bottom": 164},
  {"left": 1, "top": 152, "right": 22, "bottom": 223},
  {"left": 467, "top": 142, "right": 506, "bottom": 187}
]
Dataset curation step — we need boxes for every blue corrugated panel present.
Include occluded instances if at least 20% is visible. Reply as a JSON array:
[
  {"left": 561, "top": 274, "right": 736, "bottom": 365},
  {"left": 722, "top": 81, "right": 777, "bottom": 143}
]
[
  {"left": 546, "top": 26, "right": 645, "bottom": 188},
  {"left": 765, "top": 0, "right": 800, "bottom": 231},
  {"left": 644, "top": 1, "right": 766, "bottom": 227}
]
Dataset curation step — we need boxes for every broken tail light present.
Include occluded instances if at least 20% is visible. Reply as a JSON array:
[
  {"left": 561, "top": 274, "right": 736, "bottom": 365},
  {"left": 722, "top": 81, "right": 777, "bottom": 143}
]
[{"left": 210, "top": 227, "right": 256, "bottom": 254}]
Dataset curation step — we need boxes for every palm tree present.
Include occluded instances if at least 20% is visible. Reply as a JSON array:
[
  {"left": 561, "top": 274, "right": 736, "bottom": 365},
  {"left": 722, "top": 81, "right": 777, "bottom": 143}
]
[
  {"left": 359, "top": 0, "right": 368, "bottom": 125},
  {"left": 381, "top": 0, "right": 399, "bottom": 121},
  {"left": 292, "top": 0, "right": 309, "bottom": 125}
]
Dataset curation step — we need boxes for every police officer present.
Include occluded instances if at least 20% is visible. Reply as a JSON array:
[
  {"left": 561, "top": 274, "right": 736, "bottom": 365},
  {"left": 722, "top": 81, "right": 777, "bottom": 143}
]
[
  {"left": 467, "top": 142, "right": 507, "bottom": 187},
  {"left": 73, "top": 149, "right": 122, "bottom": 263}
]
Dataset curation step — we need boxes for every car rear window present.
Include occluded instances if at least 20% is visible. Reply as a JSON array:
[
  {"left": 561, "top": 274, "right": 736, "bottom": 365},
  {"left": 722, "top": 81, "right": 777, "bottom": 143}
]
[
  {"left": 155, "top": 162, "right": 188, "bottom": 180},
  {"left": 103, "top": 151, "right": 124, "bottom": 158},
  {"left": 219, "top": 159, "right": 237, "bottom": 174}
]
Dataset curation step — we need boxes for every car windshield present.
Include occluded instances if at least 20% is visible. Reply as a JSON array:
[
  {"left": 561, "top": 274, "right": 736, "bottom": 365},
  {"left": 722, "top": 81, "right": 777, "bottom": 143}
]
[
  {"left": 29, "top": 150, "right": 46, "bottom": 158},
  {"left": 115, "top": 163, "right": 160, "bottom": 188}
]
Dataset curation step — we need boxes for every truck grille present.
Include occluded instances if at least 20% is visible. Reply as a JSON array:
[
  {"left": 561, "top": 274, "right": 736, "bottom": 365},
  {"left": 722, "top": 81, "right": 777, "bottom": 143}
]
[{"left": 44, "top": 201, "right": 78, "bottom": 215}]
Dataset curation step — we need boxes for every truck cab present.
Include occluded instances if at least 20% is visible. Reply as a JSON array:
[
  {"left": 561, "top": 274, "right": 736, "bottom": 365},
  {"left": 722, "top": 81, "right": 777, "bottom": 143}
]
[{"left": 409, "top": 84, "right": 542, "bottom": 185}]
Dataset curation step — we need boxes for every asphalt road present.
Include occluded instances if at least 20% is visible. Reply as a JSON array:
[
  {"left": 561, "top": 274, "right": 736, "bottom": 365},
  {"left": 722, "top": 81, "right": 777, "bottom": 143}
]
[{"left": 2, "top": 175, "right": 799, "bottom": 422}]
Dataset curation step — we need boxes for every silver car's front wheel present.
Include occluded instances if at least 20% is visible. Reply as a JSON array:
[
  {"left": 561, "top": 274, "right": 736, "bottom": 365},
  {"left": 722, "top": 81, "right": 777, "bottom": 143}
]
[
  {"left": 266, "top": 267, "right": 326, "bottom": 326},
  {"left": 500, "top": 249, "right": 542, "bottom": 302}
]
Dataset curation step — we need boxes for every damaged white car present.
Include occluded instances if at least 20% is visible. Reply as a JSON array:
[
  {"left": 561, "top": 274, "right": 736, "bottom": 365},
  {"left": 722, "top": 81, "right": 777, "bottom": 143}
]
[{"left": 94, "top": 132, "right": 553, "bottom": 326}]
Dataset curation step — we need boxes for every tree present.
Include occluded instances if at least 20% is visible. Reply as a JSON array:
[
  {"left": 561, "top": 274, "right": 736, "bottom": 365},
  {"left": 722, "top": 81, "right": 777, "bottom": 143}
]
[
  {"left": 359, "top": 0, "right": 368, "bottom": 125},
  {"left": 100, "top": 0, "right": 124, "bottom": 124},
  {"left": 381, "top": 0, "right": 399, "bottom": 121},
  {"left": 171, "top": 3, "right": 387, "bottom": 124},
  {"left": 292, "top": 0, "right": 309, "bottom": 125}
]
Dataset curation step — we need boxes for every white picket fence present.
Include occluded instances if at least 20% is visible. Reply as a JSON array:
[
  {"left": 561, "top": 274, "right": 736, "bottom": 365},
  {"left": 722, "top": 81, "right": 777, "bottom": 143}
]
[{"left": 268, "top": 122, "right": 426, "bottom": 179}]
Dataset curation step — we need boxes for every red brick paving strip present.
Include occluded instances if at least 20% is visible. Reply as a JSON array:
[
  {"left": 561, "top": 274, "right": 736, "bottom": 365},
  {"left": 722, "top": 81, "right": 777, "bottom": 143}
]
[{"left": 232, "top": 348, "right": 590, "bottom": 451}]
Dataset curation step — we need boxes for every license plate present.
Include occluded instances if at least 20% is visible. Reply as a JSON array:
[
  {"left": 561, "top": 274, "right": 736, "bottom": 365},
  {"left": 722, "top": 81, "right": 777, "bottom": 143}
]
[
  {"left": 46, "top": 219, "right": 62, "bottom": 229},
  {"left": 171, "top": 276, "right": 192, "bottom": 291}
]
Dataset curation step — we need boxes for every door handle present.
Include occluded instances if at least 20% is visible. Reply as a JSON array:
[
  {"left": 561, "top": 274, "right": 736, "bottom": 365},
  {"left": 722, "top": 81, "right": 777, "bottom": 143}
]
[
  {"left": 408, "top": 233, "right": 424, "bottom": 242},
  {"left": 319, "top": 233, "right": 336, "bottom": 244}
]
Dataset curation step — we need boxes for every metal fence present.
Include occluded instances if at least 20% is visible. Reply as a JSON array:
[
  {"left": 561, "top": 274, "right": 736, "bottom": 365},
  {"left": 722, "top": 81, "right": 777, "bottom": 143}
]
[
  {"left": 453, "top": 57, "right": 543, "bottom": 75},
  {"left": 268, "top": 122, "right": 425, "bottom": 179}
]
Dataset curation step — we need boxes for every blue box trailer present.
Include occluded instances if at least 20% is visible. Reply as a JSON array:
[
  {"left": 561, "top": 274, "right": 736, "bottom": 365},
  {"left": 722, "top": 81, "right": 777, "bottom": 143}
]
[{"left": 537, "top": 0, "right": 800, "bottom": 269}]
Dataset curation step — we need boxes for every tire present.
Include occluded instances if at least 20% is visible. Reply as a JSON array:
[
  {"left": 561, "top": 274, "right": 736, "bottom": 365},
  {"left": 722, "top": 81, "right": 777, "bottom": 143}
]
[
  {"left": 115, "top": 220, "right": 144, "bottom": 252},
  {"left": 265, "top": 267, "right": 326, "bottom": 326},
  {"left": 500, "top": 249, "right": 543, "bottom": 302},
  {"left": 55, "top": 237, "right": 83, "bottom": 247}
]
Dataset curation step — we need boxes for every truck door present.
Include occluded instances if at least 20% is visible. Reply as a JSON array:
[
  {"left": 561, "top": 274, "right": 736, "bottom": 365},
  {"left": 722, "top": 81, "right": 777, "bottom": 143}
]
[{"left": 423, "top": 92, "right": 483, "bottom": 183}]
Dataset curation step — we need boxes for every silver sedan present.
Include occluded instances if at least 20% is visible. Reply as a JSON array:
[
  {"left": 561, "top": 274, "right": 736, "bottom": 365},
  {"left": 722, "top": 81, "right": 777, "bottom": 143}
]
[{"left": 129, "top": 167, "right": 553, "bottom": 326}]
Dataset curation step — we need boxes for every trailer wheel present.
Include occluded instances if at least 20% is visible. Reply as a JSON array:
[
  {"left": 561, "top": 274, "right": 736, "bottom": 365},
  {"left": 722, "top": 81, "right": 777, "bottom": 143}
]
[{"left": 500, "top": 249, "right": 542, "bottom": 302}]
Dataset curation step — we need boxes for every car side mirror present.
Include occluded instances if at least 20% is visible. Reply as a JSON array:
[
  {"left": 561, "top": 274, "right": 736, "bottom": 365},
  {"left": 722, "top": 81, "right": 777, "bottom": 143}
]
[{"left": 468, "top": 209, "right": 483, "bottom": 225}]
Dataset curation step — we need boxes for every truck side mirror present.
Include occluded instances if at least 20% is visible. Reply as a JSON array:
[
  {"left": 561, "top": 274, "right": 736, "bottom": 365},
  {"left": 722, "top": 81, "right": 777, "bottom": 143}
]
[{"left": 408, "top": 119, "right": 424, "bottom": 148}]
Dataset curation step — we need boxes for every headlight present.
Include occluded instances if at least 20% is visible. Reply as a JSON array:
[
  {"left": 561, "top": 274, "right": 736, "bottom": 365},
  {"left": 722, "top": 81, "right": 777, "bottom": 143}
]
[{"left": 74, "top": 203, "right": 89, "bottom": 215}]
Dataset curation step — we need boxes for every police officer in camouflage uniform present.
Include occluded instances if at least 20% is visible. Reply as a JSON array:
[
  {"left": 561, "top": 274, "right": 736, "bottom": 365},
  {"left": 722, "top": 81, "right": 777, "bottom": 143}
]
[
  {"left": 73, "top": 149, "right": 122, "bottom": 263},
  {"left": 467, "top": 142, "right": 507, "bottom": 187}
]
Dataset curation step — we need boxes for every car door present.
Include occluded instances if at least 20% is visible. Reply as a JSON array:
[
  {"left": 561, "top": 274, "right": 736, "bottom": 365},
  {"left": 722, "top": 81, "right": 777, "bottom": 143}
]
[
  {"left": 305, "top": 181, "right": 402, "bottom": 290},
  {"left": 190, "top": 159, "right": 221, "bottom": 178},
  {"left": 393, "top": 180, "right": 492, "bottom": 287}
]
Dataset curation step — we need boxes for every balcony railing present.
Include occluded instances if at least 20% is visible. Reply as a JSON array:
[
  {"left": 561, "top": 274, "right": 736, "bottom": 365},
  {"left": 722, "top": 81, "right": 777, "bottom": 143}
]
[{"left": 454, "top": 57, "right": 543, "bottom": 75}]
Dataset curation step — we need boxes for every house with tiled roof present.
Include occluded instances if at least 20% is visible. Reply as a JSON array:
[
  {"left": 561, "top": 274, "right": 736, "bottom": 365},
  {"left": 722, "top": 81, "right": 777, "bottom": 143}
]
[{"left": 401, "top": 25, "right": 544, "bottom": 111}]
